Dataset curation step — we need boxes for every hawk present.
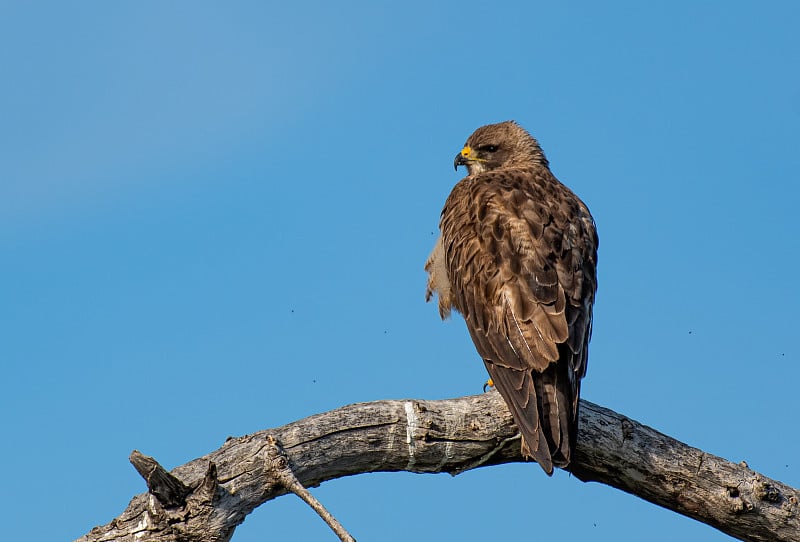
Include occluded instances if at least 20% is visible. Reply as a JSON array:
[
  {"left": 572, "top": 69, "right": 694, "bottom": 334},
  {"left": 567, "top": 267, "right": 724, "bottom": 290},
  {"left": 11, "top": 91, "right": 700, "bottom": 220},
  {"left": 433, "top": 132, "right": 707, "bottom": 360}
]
[{"left": 425, "top": 121, "right": 598, "bottom": 475}]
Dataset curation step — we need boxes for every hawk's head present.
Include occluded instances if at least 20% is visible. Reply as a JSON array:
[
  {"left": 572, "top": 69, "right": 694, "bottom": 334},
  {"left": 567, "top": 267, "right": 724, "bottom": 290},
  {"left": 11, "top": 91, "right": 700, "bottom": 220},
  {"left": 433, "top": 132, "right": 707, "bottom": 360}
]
[{"left": 454, "top": 120, "right": 549, "bottom": 176}]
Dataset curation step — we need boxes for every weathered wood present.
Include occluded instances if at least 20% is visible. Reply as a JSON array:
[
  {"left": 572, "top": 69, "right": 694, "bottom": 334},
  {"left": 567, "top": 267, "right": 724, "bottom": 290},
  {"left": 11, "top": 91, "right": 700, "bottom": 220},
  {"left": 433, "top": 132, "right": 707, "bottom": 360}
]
[
  {"left": 130, "top": 450, "right": 192, "bottom": 508},
  {"left": 264, "top": 435, "right": 356, "bottom": 542},
  {"left": 569, "top": 403, "right": 799, "bottom": 541},
  {"left": 76, "top": 393, "right": 799, "bottom": 542}
]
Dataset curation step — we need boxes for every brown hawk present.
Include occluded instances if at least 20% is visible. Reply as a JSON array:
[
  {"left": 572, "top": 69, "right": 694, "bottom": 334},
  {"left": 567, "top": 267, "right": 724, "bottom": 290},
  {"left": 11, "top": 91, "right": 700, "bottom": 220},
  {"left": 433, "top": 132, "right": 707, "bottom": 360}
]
[{"left": 425, "top": 121, "right": 598, "bottom": 475}]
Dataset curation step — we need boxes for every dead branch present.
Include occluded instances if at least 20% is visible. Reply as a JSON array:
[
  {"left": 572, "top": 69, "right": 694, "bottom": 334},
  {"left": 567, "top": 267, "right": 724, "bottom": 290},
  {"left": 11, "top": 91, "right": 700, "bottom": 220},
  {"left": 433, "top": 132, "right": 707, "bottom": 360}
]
[
  {"left": 76, "top": 392, "right": 799, "bottom": 542},
  {"left": 263, "top": 435, "right": 356, "bottom": 542}
]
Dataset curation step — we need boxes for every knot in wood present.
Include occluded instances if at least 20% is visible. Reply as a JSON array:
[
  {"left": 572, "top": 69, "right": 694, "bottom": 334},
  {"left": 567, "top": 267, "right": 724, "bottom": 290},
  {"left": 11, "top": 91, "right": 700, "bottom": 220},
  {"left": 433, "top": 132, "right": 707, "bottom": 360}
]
[
  {"left": 265, "top": 435, "right": 293, "bottom": 474},
  {"left": 620, "top": 418, "right": 634, "bottom": 443},
  {"left": 726, "top": 486, "right": 753, "bottom": 515},
  {"left": 756, "top": 482, "right": 782, "bottom": 503}
]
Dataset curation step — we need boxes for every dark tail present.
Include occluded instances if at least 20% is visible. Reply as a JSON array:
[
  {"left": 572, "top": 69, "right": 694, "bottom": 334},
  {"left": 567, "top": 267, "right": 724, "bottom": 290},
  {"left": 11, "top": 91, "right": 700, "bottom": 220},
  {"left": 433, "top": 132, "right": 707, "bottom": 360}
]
[{"left": 485, "top": 350, "right": 580, "bottom": 475}]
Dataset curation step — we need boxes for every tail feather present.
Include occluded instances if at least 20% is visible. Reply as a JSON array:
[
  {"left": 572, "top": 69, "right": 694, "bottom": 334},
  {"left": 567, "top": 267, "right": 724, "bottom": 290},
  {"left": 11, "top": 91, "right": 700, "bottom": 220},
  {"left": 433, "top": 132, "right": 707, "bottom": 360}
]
[{"left": 485, "top": 347, "right": 579, "bottom": 475}]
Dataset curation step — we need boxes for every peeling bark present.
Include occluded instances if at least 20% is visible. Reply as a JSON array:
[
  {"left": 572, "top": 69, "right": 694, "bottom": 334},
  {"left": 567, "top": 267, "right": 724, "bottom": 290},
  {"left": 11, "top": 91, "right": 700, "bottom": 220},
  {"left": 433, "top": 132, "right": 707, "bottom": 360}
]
[{"left": 76, "top": 393, "right": 799, "bottom": 542}]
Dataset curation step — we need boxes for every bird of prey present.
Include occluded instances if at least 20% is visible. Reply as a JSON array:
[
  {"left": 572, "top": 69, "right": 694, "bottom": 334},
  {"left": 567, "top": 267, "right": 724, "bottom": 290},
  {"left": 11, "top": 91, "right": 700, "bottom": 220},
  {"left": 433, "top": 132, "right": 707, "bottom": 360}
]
[{"left": 425, "top": 121, "right": 598, "bottom": 475}]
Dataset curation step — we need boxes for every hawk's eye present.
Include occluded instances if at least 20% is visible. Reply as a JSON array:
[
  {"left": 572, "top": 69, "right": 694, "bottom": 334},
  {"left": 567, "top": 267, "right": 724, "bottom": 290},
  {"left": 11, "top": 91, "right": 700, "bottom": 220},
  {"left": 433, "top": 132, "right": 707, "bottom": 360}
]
[{"left": 480, "top": 145, "right": 499, "bottom": 153}]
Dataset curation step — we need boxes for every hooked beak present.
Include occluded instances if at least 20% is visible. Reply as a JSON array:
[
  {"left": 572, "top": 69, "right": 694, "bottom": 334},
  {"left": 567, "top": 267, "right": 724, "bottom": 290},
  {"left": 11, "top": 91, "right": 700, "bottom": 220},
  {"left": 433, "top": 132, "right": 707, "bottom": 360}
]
[
  {"left": 454, "top": 145, "right": 476, "bottom": 171},
  {"left": 454, "top": 152, "right": 469, "bottom": 171}
]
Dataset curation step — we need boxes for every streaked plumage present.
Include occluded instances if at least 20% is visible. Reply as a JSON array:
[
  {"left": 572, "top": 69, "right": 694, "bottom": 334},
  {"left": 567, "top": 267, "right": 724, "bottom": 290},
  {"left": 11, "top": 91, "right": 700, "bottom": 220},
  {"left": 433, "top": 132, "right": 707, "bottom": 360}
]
[{"left": 425, "top": 121, "right": 598, "bottom": 475}]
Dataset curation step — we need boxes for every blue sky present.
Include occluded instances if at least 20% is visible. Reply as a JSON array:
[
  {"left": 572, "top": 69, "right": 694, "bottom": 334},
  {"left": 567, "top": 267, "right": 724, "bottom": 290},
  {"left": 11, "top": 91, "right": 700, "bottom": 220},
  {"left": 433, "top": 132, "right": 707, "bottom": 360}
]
[{"left": 2, "top": 2, "right": 798, "bottom": 540}]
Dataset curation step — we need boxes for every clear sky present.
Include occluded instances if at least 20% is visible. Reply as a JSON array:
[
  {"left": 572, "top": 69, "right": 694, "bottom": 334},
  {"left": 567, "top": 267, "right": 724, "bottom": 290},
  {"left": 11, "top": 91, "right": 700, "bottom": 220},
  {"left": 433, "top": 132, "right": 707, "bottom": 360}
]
[{"left": 2, "top": 2, "right": 798, "bottom": 541}]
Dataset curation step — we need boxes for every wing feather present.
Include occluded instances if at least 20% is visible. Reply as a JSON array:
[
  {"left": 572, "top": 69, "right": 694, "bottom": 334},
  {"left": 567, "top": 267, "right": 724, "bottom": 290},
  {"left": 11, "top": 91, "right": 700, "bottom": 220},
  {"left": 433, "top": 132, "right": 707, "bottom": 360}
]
[{"left": 440, "top": 167, "right": 597, "bottom": 474}]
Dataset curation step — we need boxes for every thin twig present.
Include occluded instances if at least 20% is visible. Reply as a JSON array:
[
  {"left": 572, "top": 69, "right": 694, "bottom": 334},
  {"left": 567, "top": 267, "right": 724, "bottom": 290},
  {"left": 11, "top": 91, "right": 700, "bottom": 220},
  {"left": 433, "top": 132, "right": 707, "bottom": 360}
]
[{"left": 265, "top": 435, "right": 356, "bottom": 542}]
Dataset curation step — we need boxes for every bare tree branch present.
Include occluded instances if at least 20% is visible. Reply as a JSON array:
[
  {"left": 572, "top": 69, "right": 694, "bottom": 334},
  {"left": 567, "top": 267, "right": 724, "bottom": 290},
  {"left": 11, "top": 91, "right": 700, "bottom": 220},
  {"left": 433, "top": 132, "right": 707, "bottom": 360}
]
[
  {"left": 76, "top": 392, "right": 799, "bottom": 542},
  {"left": 263, "top": 435, "right": 356, "bottom": 542}
]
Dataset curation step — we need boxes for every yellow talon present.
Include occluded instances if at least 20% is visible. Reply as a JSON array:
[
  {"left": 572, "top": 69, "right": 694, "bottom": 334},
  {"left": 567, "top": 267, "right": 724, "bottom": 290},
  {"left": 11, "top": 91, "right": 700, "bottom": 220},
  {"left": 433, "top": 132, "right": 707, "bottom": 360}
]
[{"left": 483, "top": 378, "right": 494, "bottom": 392}]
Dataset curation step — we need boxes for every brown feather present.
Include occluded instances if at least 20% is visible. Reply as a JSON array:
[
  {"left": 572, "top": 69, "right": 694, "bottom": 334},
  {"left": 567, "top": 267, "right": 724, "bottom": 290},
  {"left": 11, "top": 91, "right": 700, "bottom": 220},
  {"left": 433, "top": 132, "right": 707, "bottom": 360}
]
[{"left": 425, "top": 121, "right": 598, "bottom": 475}]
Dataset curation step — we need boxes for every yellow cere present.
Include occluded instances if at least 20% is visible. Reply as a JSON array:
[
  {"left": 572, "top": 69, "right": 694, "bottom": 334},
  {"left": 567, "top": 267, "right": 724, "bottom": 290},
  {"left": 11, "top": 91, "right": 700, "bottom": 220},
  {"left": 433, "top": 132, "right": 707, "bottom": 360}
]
[{"left": 460, "top": 145, "right": 487, "bottom": 162}]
